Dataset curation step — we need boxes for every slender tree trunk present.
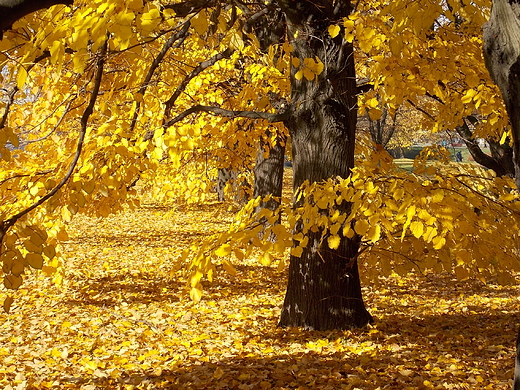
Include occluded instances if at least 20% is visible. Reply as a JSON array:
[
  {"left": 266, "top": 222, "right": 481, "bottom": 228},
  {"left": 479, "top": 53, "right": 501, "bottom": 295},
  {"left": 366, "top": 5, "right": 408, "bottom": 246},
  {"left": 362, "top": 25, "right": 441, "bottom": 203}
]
[
  {"left": 277, "top": 0, "right": 372, "bottom": 330},
  {"left": 253, "top": 136, "right": 285, "bottom": 211},
  {"left": 216, "top": 168, "right": 236, "bottom": 201}
]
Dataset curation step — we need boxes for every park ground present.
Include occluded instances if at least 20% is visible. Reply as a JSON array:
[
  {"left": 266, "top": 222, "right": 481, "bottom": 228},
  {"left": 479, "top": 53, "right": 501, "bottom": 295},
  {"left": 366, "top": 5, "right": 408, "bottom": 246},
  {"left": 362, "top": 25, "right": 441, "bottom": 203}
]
[
  {"left": 393, "top": 146, "right": 486, "bottom": 171},
  {"left": 0, "top": 169, "right": 518, "bottom": 390}
]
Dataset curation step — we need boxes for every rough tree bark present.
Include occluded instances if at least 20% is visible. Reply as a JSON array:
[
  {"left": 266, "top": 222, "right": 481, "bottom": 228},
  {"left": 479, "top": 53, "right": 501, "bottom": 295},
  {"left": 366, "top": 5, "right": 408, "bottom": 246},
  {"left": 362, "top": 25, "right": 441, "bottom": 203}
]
[
  {"left": 483, "top": 0, "right": 520, "bottom": 187},
  {"left": 276, "top": 0, "right": 373, "bottom": 330},
  {"left": 482, "top": 0, "right": 520, "bottom": 387}
]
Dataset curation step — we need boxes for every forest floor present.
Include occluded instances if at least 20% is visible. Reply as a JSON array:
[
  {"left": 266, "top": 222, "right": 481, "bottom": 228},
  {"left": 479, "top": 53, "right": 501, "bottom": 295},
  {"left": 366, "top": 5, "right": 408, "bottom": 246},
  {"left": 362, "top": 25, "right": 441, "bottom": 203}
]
[{"left": 1, "top": 172, "right": 519, "bottom": 389}]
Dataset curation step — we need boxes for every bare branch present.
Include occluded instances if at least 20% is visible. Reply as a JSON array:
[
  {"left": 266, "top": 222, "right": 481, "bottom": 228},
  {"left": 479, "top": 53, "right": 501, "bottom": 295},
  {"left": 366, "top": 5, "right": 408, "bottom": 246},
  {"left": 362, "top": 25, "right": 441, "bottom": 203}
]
[{"left": 164, "top": 104, "right": 288, "bottom": 128}]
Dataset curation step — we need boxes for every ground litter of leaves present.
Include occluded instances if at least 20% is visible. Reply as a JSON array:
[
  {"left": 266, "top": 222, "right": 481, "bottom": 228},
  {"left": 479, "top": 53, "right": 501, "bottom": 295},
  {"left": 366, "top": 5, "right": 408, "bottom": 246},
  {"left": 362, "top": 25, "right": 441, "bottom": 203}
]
[{"left": 1, "top": 196, "right": 519, "bottom": 389}]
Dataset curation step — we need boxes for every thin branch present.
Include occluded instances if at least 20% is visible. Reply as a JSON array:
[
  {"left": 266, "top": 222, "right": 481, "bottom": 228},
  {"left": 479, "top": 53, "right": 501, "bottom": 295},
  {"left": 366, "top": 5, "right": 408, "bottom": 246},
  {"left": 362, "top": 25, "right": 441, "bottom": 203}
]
[
  {"left": 2, "top": 40, "right": 108, "bottom": 232},
  {"left": 23, "top": 96, "right": 77, "bottom": 145},
  {"left": 164, "top": 104, "right": 289, "bottom": 129},
  {"left": 129, "top": 22, "right": 191, "bottom": 133},
  {"left": 0, "top": 170, "right": 53, "bottom": 187},
  {"left": 163, "top": 48, "right": 234, "bottom": 120},
  {"left": 406, "top": 98, "right": 436, "bottom": 121},
  {"left": 0, "top": 51, "right": 51, "bottom": 129}
]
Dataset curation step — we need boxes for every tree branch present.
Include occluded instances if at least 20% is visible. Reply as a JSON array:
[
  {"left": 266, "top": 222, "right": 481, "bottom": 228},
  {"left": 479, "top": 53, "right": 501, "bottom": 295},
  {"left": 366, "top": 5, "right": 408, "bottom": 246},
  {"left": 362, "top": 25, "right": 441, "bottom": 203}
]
[
  {"left": 129, "top": 21, "right": 191, "bottom": 133},
  {"left": 164, "top": 105, "right": 288, "bottom": 129},
  {"left": 1, "top": 39, "right": 107, "bottom": 237},
  {"left": 0, "top": 50, "right": 51, "bottom": 129},
  {"left": 0, "top": 0, "right": 73, "bottom": 39},
  {"left": 163, "top": 0, "right": 218, "bottom": 17},
  {"left": 163, "top": 48, "right": 234, "bottom": 120}
]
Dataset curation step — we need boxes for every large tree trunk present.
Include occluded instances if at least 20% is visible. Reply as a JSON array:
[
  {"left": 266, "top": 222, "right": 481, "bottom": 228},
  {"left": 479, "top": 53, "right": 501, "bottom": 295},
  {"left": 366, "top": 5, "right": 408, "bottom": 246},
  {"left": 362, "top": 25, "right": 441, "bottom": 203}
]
[
  {"left": 482, "top": 0, "right": 520, "bottom": 385},
  {"left": 483, "top": 0, "right": 520, "bottom": 187},
  {"left": 277, "top": 0, "right": 372, "bottom": 330}
]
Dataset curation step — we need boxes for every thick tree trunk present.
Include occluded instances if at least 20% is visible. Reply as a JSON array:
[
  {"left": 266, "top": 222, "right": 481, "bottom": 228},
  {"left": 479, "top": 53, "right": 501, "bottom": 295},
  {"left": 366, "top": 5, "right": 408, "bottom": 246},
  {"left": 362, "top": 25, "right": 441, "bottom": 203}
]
[
  {"left": 276, "top": 0, "right": 372, "bottom": 330},
  {"left": 483, "top": 0, "right": 520, "bottom": 187},
  {"left": 483, "top": 0, "right": 520, "bottom": 385}
]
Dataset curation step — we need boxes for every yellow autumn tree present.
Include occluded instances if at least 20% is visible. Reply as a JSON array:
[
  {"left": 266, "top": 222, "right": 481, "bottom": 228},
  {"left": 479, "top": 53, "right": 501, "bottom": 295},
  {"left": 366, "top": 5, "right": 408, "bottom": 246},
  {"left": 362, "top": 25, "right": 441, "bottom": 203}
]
[{"left": 1, "top": 0, "right": 518, "bottom": 332}]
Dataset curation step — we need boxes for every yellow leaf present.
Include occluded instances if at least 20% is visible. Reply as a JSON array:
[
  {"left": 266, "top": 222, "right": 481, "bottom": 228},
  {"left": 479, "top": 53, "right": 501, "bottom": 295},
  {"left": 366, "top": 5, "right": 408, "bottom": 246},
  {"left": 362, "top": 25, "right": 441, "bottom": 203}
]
[
  {"left": 192, "top": 11, "right": 208, "bottom": 36},
  {"left": 291, "top": 57, "right": 300, "bottom": 67},
  {"left": 368, "top": 108, "right": 382, "bottom": 121},
  {"left": 215, "top": 243, "right": 231, "bottom": 257},
  {"left": 190, "top": 284, "right": 203, "bottom": 302},
  {"left": 259, "top": 252, "right": 272, "bottom": 266},
  {"left": 431, "top": 189, "right": 444, "bottom": 203},
  {"left": 26, "top": 253, "right": 44, "bottom": 269},
  {"left": 50, "top": 40, "right": 64, "bottom": 66},
  {"left": 327, "top": 234, "right": 341, "bottom": 249},
  {"left": 11, "top": 260, "right": 24, "bottom": 276},
  {"left": 140, "top": 8, "right": 161, "bottom": 35},
  {"left": 410, "top": 221, "right": 424, "bottom": 239},
  {"left": 328, "top": 25, "right": 341, "bottom": 38},
  {"left": 303, "top": 68, "right": 315, "bottom": 81},
  {"left": 454, "top": 266, "right": 469, "bottom": 281},
  {"left": 423, "top": 226, "right": 437, "bottom": 243},
  {"left": 294, "top": 70, "right": 303, "bottom": 80},
  {"left": 17, "top": 66, "right": 27, "bottom": 90},
  {"left": 389, "top": 38, "right": 404, "bottom": 56},
  {"left": 500, "top": 131, "right": 508, "bottom": 145},
  {"left": 190, "top": 270, "right": 203, "bottom": 287},
  {"left": 367, "top": 224, "right": 381, "bottom": 242},
  {"left": 432, "top": 236, "right": 446, "bottom": 250},
  {"left": 366, "top": 98, "right": 379, "bottom": 108},
  {"left": 4, "top": 274, "right": 22, "bottom": 290},
  {"left": 222, "top": 260, "right": 236, "bottom": 276},
  {"left": 406, "top": 205, "right": 416, "bottom": 220},
  {"left": 354, "top": 219, "right": 370, "bottom": 236},
  {"left": 43, "top": 245, "right": 56, "bottom": 260},
  {"left": 461, "top": 89, "right": 476, "bottom": 104},
  {"left": 393, "top": 188, "right": 405, "bottom": 200},
  {"left": 3, "top": 296, "right": 14, "bottom": 313},
  {"left": 291, "top": 246, "right": 303, "bottom": 257}
]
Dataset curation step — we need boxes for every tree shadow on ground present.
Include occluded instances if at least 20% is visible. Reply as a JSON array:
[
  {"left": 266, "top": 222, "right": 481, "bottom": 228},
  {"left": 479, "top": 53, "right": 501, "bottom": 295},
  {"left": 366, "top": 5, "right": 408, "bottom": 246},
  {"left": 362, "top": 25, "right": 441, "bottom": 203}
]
[
  {"left": 62, "top": 263, "right": 287, "bottom": 308},
  {"left": 62, "top": 272, "right": 186, "bottom": 307},
  {"left": 35, "top": 309, "right": 515, "bottom": 389}
]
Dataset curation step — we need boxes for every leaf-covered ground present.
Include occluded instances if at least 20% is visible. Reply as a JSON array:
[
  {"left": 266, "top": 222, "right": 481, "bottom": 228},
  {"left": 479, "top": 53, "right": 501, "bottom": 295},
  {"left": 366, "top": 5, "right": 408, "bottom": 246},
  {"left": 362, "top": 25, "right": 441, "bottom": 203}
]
[{"left": 1, "top": 190, "right": 519, "bottom": 389}]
